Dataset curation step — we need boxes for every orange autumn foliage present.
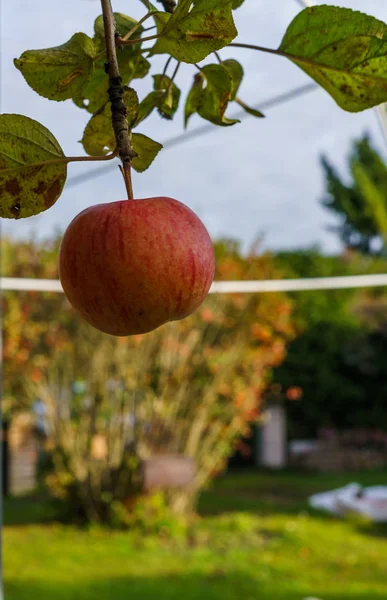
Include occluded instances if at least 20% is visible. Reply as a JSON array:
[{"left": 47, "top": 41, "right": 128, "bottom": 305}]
[
  {"left": 3, "top": 236, "right": 294, "bottom": 440},
  {"left": 2, "top": 236, "right": 77, "bottom": 414}
]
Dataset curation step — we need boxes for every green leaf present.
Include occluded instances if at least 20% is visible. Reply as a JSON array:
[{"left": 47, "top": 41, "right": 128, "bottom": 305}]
[
  {"left": 185, "top": 72, "right": 205, "bottom": 127},
  {"left": 138, "top": 1, "right": 171, "bottom": 33},
  {"left": 197, "top": 64, "right": 240, "bottom": 126},
  {"left": 131, "top": 133, "right": 163, "bottom": 172},
  {"left": 149, "top": 0, "right": 237, "bottom": 63},
  {"left": 14, "top": 33, "right": 96, "bottom": 102},
  {"left": 279, "top": 6, "right": 387, "bottom": 113},
  {"left": 153, "top": 11, "right": 171, "bottom": 34},
  {"left": 74, "top": 59, "right": 108, "bottom": 113},
  {"left": 74, "top": 51, "right": 149, "bottom": 115},
  {"left": 132, "top": 55, "right": 151, "bottom": 80},
  {"left": 221, "top": 59, "right": 244, "bottom": 100},
  {"left": 136, "top": 91, "right": 165, "bottom": 125},
  {"left": 232, "top": 0, "right": 245, "bottom": 8},
  {"left": 94, "top": 13, "right": 140, "bottom": 41},
  {"left": 123, "top": 88, "right": 141, "bottom": 128},
  {"left": 81, "top": 89, "right": 139, "bottom": 156},
  {"left": 0, "top": 115, "right": 67, "bottom": 219},
  {"left": 139, "top": 0, "right": 158, "bottom": 9},
  {"left": 73, "top": 13, "right": 149, "bottom": 114},
  {"left": 235, "top": 98, "right": 264, "bottom": 118},
  {"left": 82, "top": 111, "right": 114, "bottom": 157},
  {"left": 153, "top": 74, "right": 181, "bottom": 119}
]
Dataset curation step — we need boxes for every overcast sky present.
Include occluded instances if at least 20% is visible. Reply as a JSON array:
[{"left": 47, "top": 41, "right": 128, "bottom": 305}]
[{"left": 2, "top": 0, "right": 387, "bottom": 253}]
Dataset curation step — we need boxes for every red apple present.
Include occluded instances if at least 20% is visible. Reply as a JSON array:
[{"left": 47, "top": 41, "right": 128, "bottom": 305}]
[{"left": 58, "top": 197, "right": 215, "bottom": 336}]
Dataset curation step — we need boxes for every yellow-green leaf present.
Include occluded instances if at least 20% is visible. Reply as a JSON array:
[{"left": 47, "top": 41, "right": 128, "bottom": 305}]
[
  {"left": 132, "top": 55, "right": 151, "bottom": 80},
  {"left": 124, "top": 88, "right": 141, "bottom": 128},
  {"left": 196, "top": 64, "right": 240, "bottom": 126},
  {"left": 0, "top": 115, "right": 66, "bottom": 219},
  {"left": 74, "top": 53, "right": 149, "bottom": 115},
  {"left": 222, "top": 59, "right": 244, "bottom": 101},
  {"left": 154, "top": 11, "right": 171, "bottom": 34},
  {"left": 82, "top": 111, "right": 114, "bottom": 157},
  {"left": 153, "top": 74, "right": 181, "bottom": 119},
  {"left": 81, "top": 89, "right": 139, "bottom": 156},
  {"left": 131, "top": 133, "right": 163, "bottom": 173},
  {"left": 279, "top": 6, "right": 387, "bottom": 112},
  {"left": 184, "top": 72, "right": 205, "bottom": 127},
  {"left": 149, "top": 0, "right": 237, "bottom": 63},
  {"left": 73, "top": 14, "right": 149, "bottom": 115},
  {"left": 136, "top": 91, "right": 165, "bottom": 125},
  {"left": 94, "top": 13, "right": 140, "bottom": 42},
  {"left": 14, "top": 33, "right": 96, "bottom": 102}
]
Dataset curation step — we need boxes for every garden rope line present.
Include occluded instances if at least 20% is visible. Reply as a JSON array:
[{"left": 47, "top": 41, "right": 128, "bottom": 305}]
[{"left": 2, "top": 273, "right": 387, "bottom": 294}]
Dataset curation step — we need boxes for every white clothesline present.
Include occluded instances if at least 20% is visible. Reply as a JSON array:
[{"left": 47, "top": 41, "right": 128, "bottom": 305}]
[{"left": 2, "top": 273, "right": 387, "bottom": 294}]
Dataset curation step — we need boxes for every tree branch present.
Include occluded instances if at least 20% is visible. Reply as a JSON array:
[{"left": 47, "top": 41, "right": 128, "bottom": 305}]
[{"left": 100, "top": 0, "right": 136, "bottom": 199}]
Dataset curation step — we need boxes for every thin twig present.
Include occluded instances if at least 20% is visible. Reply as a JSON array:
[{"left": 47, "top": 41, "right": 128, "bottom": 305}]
[
  {"left": 162, "top": 56, "right": 173, "bottom": 77},
  {"left": 69, "top": 151, "right": 118, "bottom": 163},
  {"left": 121, "top": 11, "right": 161, "bottom": 42},
  {"left": 159, "top": 56, "right": 173, "bottom": 88},
  {"left": 168, "top": 60, "right": 181, "bottom": 86},
  {"left": 229, "top": 41, "right": 333, "bottom": 72},
  {"left": 164, "top": 60, "right": 181, "bottom": 95},
  {"left": 0, "top": 149, "right": 119, "bottom": 174},
  {"left": 118, "top": 33, "right": 160, "bottom": 47},
  {"left": 229, "top": 42, "right": 283, "bottom": 57}
]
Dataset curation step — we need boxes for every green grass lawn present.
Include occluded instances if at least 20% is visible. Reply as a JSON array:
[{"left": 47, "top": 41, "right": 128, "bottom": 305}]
[{"left": 4, "top": 469, "right": 387, "bottom": 600}]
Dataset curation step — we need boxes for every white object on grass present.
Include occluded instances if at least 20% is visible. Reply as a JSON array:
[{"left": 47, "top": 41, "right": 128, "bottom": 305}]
[{"left": 309, "top": 484, "right": 387, "bottom": 522}]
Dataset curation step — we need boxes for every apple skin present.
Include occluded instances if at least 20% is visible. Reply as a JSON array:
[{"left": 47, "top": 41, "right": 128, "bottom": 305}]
[{"left": 58, "top": 197, "right": 215, "bottom": 336}]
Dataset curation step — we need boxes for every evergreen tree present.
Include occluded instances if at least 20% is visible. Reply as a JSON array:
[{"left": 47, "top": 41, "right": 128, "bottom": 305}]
[{"left": 321, "top": 136, "right": 387, "bottom": 254}]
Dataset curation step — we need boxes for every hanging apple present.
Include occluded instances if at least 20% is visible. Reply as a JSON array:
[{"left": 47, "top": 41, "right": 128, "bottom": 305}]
[{"left": 58, "top": 197, "right": 215, "bottom": 336}]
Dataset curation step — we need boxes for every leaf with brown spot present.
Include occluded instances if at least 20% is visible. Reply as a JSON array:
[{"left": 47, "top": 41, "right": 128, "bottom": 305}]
[
  {"left": 192, "top": 64, "right": 240, "bottom": 127},
  {"left": 149, "top": 0, "right": 237, "bottom": 63},
  {"left": 221, "top": 59, "right": 244, "bottom": 101},
  {"left": 280, "top": 6, "right": 387, "bottom": 112},
  {"left": 0, "top": 114, "right": 67, "bottom": 219},
  {"left": 153, "top": 74, "right": 181, "bottom": 120},
  {"left": 14, "top": 33, "right": 96, "bottom": 102},
  {"left": 185, "top": 72, "right": 205, "bottom": 127}
]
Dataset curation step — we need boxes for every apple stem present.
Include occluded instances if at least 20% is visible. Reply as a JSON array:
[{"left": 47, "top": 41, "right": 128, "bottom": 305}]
[
  {"left": 100, "top": 0, "right": 137, "bottom": 200},
  {"left": 120, "top": 162, "right": 134, "bottom": 200}
]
